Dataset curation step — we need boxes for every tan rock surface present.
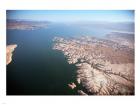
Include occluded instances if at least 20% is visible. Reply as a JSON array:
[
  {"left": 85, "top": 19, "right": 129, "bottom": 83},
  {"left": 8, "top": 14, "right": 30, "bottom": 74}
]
[
  {"left": 53, "top": 36, "right": 134, "bottom": 95},
  {"left": 6, "top": 44, "right": 17, "bottom": 65}
]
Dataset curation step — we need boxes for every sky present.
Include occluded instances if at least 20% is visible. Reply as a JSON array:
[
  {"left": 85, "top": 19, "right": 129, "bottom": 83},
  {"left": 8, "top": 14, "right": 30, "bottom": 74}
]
[{"left": 7, "top": 10, "right": 134, "bottom": 23}]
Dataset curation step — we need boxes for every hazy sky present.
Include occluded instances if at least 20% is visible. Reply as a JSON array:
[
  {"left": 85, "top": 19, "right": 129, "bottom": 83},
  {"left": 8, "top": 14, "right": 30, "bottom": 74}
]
[{"left": 7, "top": 10, "right": 134, "bottom": 22}]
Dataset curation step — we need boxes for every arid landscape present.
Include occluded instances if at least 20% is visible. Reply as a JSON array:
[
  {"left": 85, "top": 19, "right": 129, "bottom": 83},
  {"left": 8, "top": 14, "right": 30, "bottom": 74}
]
[
  {"left": 6, "top": 44, "right": 17, "bottom": 65},
  {"left": 7, "top": 10, "right": 134, "bottom": 95},
  {"left": 53, "top": 34, "right": 134, "bottom": 95},
  {"left": 7, "top": 20, "right": 48, "bottom": 30}
]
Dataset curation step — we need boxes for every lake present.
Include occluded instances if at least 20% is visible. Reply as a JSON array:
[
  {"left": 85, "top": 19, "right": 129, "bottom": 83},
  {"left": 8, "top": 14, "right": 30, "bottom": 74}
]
[{"left": 6, "top": 22, "right": 133, "bottom": 95}]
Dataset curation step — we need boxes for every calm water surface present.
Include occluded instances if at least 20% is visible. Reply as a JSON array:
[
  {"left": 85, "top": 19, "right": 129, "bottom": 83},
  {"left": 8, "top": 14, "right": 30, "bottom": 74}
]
[{"left": 7, "top": 23, "right": 132, "bottom": 95}]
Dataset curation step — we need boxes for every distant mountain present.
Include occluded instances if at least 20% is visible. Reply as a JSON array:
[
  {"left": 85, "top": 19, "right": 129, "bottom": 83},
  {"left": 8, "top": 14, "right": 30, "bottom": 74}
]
[{"left": 7, "top": 19, "right": 51, "bottom": 30}]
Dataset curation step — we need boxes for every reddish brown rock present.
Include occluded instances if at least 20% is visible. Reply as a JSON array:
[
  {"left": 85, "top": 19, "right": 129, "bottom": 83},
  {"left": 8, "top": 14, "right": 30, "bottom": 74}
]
[{"left": 68, "top": 82, "right": 76, "bottom": 89}]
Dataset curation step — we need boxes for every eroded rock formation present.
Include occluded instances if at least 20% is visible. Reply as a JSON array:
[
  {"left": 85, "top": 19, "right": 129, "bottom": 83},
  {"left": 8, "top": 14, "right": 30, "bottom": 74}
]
[{"left": 53, "top": 36, "right": 134, "bottom": 95}]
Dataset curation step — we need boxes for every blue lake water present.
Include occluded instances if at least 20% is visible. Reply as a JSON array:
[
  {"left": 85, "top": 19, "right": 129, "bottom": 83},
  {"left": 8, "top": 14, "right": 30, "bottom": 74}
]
[{"left": 6, "top": 22, "right": 134, "bottom": 95}]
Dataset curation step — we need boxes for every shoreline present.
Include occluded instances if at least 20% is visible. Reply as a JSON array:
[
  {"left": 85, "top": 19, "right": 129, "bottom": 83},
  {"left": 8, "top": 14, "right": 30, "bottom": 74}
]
[
  {"left": 53, "top": 36, "right": 134, "bottom": 95},
  {"left": 6, "top": 44, "right": 17, "bottom": 65}
]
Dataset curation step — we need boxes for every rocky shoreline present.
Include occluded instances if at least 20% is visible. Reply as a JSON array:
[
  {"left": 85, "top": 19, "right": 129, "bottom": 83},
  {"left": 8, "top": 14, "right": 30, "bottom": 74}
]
[
  {"left": 6, "top": 44, "right": 17, "bottom": 65},
  {"left": 53, "top": 36, "right": 134, "bottom": 95}
]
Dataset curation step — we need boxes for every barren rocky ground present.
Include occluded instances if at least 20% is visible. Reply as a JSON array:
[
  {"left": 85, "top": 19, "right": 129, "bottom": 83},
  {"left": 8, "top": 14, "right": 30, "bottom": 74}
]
[
  {"left": 53, "top": 35, "right": 134, "bottom": 95},
  {"left": 6, "top": 44, "right": 17, "bottom": 65}
]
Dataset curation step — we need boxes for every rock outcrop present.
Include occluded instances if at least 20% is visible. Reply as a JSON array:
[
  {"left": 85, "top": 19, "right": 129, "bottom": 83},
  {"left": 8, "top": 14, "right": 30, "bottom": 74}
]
[
  {"left": 6, "top": 44, "right": 17, "bottom": 65},
  {"left": 53, "top": 36, "right": 134, "bottom": 95}
]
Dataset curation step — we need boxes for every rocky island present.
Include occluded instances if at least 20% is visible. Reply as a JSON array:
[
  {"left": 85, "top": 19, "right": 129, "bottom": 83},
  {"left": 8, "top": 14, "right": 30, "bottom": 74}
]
[
  {"left": 53, "top": 35, "right": 134, "bottom": 95},
  {"left": 6, "top": 44, "right": 17, "bottom": 65}
]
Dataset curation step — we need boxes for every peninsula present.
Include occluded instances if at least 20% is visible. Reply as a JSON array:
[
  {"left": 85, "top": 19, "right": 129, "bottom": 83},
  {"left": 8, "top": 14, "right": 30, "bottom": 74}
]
[
  {"left": 6, "top": 44, "right": 17, "bottom": 65},
  {"left": 53, "top": 35, "right": 134, "bottom": 95}
]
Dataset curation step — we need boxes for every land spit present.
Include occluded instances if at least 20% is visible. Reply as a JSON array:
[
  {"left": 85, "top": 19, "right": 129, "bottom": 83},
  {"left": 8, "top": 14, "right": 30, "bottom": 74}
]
[{"left": 6, "top": 44, "right": 17, "bottom": 65}]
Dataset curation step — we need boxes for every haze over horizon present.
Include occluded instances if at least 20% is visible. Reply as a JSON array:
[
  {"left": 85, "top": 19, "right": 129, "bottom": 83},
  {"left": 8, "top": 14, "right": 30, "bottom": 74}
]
[
  {"left": 7, "top": 10, "right": 135, "bottom": 95},
  {"left": 7, "top": 10, "right": 134, "bottom": 23}
]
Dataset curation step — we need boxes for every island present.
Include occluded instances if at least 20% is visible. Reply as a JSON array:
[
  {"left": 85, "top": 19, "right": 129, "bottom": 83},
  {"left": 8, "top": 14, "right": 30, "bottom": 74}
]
[
  {"left": 6, "top": 44, "right": 17, "bottom": 65},
  {"left": 53, "top": 35, "right": 134, "bottom": 95}
]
